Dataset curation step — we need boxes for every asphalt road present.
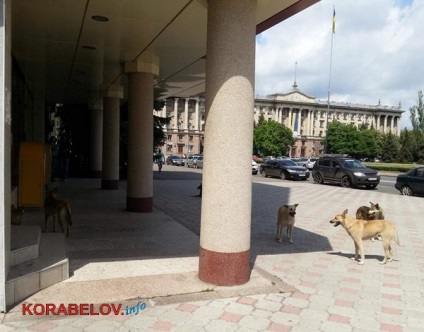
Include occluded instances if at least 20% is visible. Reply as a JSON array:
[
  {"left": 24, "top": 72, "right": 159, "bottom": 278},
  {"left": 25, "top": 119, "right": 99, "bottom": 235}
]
[{"left": 253, "top": 173, "right": 399, "bottom": 196}]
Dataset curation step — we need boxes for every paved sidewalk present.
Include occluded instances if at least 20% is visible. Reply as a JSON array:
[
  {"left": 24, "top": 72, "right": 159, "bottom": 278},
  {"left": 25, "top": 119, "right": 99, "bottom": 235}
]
[{"left": 1, "top": 165, "right": 424, "bottom": 331}]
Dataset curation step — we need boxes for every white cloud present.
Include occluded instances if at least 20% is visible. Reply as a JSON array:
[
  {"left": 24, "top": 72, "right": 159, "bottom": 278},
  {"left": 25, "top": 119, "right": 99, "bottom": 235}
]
[{"left": 255, "top": 0, "right": 424, "bottom": 129}]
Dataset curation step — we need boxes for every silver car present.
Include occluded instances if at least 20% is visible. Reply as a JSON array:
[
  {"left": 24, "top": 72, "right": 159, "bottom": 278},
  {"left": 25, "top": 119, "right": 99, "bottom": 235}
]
[
  {"left": 186, "top": 154, "right": 202, "bottom": 168},
  {"left": 195, "top": 156, "right": 204, "bottom": 169}
]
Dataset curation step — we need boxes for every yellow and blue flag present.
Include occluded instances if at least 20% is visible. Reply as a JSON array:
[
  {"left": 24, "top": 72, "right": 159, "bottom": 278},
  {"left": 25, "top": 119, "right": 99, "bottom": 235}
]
[{"left": 332, "top": 8, "right": 336, "bottom": 33}]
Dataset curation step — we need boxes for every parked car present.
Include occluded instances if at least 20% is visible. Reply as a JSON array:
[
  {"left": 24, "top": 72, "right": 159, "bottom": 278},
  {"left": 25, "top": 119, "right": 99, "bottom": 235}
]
[
  {"left": 260, "top": 159, "right": 310, "bottom": 180},
  {"left": 165, "top": 155, "right": 185, "bottom": 166},
  {"left": 312, "top": 155, "right": 380, "bottom": 189},
  {"left": 186, "top": 154, "right": 202, "bottom": 168},
  {"left": 195, "top": 156, "right": 204, "bottom": 169},
  {"left": 252, "top": 160, "right": 259, "bottom": 175},
  {"left": 295, "top": 158, "right": 309, "bottom": 167},
  {"left": 395, "top": 166, "right": 424, "bottom": 196},
  {"left": 304, "top": 158, "right": 317, "bottom": 170}
]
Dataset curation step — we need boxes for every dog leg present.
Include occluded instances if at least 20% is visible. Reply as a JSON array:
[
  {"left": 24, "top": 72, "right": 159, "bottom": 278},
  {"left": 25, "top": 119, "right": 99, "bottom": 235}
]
[
  {"left": 380, "top": 240, "right": 391, "bottom": 264},
  {"left": 351, "top": 242, "right": 360, "bottom": 261},
  {"left": 277, "top": 223, "right": 282, "bottom": 243},
  {"left": 58, "top": 215, "right": 65, "bottom": 234},
  {"left": 287, "top": 226, "right": 293, "bottom": 244},
  {"left": 357, "top": 241, "right": 365, "bottom": 265}
]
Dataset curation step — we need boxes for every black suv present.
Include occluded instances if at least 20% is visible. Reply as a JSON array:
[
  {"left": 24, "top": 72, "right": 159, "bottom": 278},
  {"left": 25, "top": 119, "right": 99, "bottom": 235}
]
[{"left": 312, "top": 155, "right": 380, "bottom": 189}]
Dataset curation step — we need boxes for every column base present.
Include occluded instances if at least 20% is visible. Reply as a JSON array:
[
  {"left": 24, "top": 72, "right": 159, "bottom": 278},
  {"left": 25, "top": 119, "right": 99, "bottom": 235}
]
[
  {"left": 101, "top": 179, "right": 119, "bottom": 190},
  {"left": 198, "top": 247, "right": 250, "bottom": 286},
  {"left": 127, "top": 197, "right": 153, "bottom": 212}
]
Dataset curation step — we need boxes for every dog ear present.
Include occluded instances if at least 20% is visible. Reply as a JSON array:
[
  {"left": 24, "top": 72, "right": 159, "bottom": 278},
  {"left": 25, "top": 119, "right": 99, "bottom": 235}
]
[
  {"left": 342, "top": 209, "right": 348, "bottom": 215},
  {"left": 375, "top": 203, "right": 379, "bottom": 209},
  {"left": 283, "top": 205, "right": 289, "bottom": 208},
  {"left": 294, "top": 204, "right": 299, "bottom": 207}
]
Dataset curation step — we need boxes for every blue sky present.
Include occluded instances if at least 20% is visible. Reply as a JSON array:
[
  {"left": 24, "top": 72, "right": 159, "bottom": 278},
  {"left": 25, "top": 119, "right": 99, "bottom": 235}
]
[{"left": 255, "top": 0, "right": 423, "bottom": 129}]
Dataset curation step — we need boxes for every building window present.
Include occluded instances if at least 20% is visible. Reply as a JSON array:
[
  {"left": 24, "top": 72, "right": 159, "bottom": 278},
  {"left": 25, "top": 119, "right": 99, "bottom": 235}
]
[
  {"left": 189, "top": 135, "right": 193, "bottom": 142},
  {"left": 178, "top": 135, "right": 184, "bottom": 142},
  {"left": 343, "top": 114, "right": 347, "bottom": 120},
  {"left": 167, "top": 135, "right": 172, "bottom": 141},
  {"left": 167, "top": 144, "right": 172, "bottom": 152},
  {"left": 320, "top": 120, "right": 324, "bottom": 128}
]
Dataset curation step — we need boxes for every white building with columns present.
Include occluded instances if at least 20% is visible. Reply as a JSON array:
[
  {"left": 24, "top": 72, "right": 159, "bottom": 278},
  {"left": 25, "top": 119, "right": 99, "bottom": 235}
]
[{"left": 159, "top": 85, "right": 404, "bottom": 158}]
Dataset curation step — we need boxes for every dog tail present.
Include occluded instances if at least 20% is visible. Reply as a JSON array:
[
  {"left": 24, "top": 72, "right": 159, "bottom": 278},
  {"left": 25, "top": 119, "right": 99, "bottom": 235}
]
[{"left": 394, "top": 224, "right": 403, "bottom": 247}]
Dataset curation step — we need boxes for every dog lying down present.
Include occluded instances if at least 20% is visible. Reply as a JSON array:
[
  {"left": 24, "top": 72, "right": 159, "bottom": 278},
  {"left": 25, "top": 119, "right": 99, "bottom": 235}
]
[
  {"left": 330, "top": 209, "right": 401, "bottom": 265},
  {"left": 277, "top": 204, "right": 299, "bottom": 244}
]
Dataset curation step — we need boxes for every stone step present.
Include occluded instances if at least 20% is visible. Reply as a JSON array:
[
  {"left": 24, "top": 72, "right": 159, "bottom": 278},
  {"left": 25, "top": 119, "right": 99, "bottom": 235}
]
[
  {"left": 11, "top": 225, "right": 41, "bottom": 266},
  {"left": 6, "top": 232, "right": 69, "bottom": 307}
]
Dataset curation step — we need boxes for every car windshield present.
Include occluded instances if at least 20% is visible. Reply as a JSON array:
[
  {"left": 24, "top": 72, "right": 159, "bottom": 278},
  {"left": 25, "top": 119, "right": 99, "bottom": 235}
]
[
  {"left": 340, "top": 159, "right": 366, "bottom": 169},
  {"left": 278, "top": 160, "right": 298, "bottom": 167},
  {"left": 171, "top": 156, "right": 181, "bottom": 159}
]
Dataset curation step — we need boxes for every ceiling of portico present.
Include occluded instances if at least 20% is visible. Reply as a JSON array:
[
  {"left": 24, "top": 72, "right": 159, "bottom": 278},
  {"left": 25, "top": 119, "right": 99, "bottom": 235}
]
[{"left": 11, "top": 0, "right": 319, "bottom": 106}]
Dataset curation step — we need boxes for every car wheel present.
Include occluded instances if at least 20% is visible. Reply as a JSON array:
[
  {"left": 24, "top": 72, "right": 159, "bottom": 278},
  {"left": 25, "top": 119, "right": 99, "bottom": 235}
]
[
  {"left": 341, "top": 176, "right": 352, "bottom": 188},
  {"left": 262, "top": 170, "right": 268, "bottom": 178},
  {"left": 313, "top": 173, "right": 323, "bottom": 184},
  {"left": 280, "top": 171, "right": 287, "bottom": 180},
  {"left": 401, "top": 185, "right": 413, "bottom": 196},
  {"left": 366, "top": 184, "right": 377, "bottom": 189}
]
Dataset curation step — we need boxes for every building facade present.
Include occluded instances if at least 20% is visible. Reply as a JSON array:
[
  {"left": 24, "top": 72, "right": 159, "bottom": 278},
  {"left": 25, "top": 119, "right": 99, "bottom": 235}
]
[{"left": 160, "top": 85, "right": 404, "bottom": 158}]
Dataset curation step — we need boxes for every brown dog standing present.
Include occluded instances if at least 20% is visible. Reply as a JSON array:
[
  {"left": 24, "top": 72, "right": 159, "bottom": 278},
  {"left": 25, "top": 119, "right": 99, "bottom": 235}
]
[
  {"left": 330, "top": 209, "right": 401, "bottom": 265},
  {"left": 44, "top": 187, "right": 72, "bottom": 237},
  {"left": 277, "top": 204, "right": 299, "bottom": 244}
]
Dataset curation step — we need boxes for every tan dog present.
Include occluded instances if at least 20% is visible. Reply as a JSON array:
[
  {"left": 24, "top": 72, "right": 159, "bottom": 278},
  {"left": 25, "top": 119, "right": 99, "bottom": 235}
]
[
  {"left": 277, "top": 204, "right": 299, "bottom": 244},
  {"left": 356, "top": 202, "right": 385, "bottom": 241},
  {"left": 330, "top": 209, "right": 401, "bottom": 265},
  {"left": 44, "top": 187, "right": 72, "bottom": 237}
]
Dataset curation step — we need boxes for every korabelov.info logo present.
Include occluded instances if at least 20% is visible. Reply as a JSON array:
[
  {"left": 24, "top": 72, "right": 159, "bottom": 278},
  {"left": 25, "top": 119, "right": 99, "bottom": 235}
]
[{"left": 22, "top": 302, "right": 147, "bottom": 316}]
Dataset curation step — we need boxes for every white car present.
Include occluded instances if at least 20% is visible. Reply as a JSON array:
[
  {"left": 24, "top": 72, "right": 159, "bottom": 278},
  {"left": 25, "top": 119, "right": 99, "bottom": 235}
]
[
  {"left": 305, "top": 158, "right": 317, "bottom": 170},
  {"left": 252, "top": 160, "right": 259, "bottom": 175}
]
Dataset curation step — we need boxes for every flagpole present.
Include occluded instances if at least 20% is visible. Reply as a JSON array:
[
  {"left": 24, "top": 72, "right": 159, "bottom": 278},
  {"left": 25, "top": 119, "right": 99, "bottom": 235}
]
[{"left": 325, "top": 5, "right": 335, "bottom": 153}]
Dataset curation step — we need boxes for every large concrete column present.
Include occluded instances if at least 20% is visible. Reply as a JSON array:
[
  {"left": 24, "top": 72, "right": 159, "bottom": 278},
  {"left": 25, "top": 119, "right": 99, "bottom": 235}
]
[
  {"left": 173, "top": 98, "right": 179, "bottom": 130},
  {"left": 184, "top": 98, "right": 189, "bottom": 130},
  {"left": 390, "top": 116, "right": 394, "bottom": 133},
  {"left": 288, "top": 108, "right": 293, "bottom": 130},
  {"left": 194, "top": 98, "right": 200, "bottom": 131},
  {"left": 89, "top": 100, "right": 103, "bottom": 178},
  {"left": 101, "top": 86, "right": 123, "bottom": 190},
  {"left": 0, "top": 0, "right": 12, "bottom": 312},
  {"left": 383, "top": 115, "right": 388, "bottom": 134},
  {"left": 199, "top": 0, "right": 256, "bottom": 286},
  {"left": 125, "top": 57, "right": 159, "bottom": 212}
]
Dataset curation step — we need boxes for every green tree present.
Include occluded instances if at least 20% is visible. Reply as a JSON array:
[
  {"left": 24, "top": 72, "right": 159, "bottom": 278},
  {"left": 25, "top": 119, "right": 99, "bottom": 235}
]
[
  {"left": 380, "top": 133, "right": 400, "bottom": 163},
  {"left": 357, "top": 129, "right": 381, "bottom": 159},
  {"left": 324, "top": 121, "right": 359, "bottom": 156},
  {"left": 255, "top": 112, "right": 265, "bottom": 128},
  {"left": 399, "top": 129, "right": 415, "bottom": 163},
  {"left": 253, "top": 120, "right": 294, "bottom": 156},
  {"left": 410, "top": 91, "right": 424, "bottom": 132},
  {"left": 153, "top": 99, "right": 171, "bottom": 149}
]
